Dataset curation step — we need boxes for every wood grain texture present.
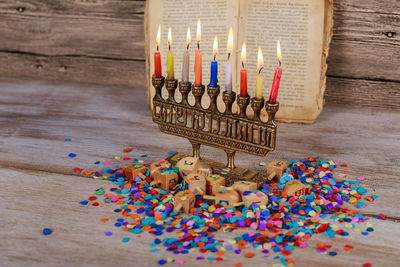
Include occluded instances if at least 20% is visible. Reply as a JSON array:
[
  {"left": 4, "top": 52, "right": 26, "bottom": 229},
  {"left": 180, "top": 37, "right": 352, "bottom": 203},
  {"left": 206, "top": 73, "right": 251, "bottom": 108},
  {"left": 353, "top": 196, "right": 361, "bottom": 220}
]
[
  {"left": 0, "top": 78, "right": 399, "bottom": 219},
  {"left": 0, "top": 0, "right": 399, "bottom": 109},
  {"left": 0, "top": 78, "right": 399, "bottom": 266},
  {"left": 1, "top": 168, "right": 400, "bottom": 267}
]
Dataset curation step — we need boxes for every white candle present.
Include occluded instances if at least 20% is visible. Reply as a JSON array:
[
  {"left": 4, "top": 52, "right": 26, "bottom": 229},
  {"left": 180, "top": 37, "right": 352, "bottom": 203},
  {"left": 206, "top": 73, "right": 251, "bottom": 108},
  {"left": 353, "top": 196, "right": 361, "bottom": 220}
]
[
  {"left": 182, "top": 27, "right": 191, "bottom": 83},
  {"left": 225, "top": 27, "right": 233, "bottom": 93}
]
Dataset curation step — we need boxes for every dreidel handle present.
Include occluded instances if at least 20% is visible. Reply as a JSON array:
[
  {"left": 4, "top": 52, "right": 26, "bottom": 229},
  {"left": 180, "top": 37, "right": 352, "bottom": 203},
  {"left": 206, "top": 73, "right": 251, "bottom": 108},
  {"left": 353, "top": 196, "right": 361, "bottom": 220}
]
[
  {"left": 173, "top": 203, "right": 183, "bottom": 213},
  {"left": 268, "top": 171, "right": 276, "bottom": 181},
  {"left": 203, "top": 195, "right": 216, "bottom": 200}
]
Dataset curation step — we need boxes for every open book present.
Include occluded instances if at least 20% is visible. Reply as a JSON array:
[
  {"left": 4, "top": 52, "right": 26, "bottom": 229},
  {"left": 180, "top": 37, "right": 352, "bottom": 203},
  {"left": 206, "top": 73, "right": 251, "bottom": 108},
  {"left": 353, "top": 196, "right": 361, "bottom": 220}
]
[{"left": 145, "top": 0, "right": 333, "bottom": 123}]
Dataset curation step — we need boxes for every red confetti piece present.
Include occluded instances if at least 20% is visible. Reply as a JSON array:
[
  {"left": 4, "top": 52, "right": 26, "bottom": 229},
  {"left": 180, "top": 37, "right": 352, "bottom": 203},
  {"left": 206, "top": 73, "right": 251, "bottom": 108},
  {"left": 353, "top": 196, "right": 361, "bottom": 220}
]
[
  {"left": 282, "top": 249, "right": 291, "bottom": 255},
  {"left": 88, "top": 196, "right": 97, "bottom": 201},
  {"left": 363, "top": 263, "right": 372, "bottom": 267},
  {"left": 344, "top": 245, "right": 353, "bottom": 251},
  {"left": 215, "top": 257, "right": 223, "bottom": 261},
  {"left": 123, "top": 147, "right": 132, "bottom": 153},
  {"left": 341, "top": 164, "right": 348, "bottom": 167},
  {"left": 244, "top": 252, "right": 254, "bottom": 258},
  {"left": 123, "top": 157, "right": 131, "bottom": 161},
  {"left": 84, "top": 171, "right": 93, "bottom": 175},
  {"left": 74, "top": 168, "right": 82, "bottom": 172},
  {"left": 378, "top": 213, "right": 386, "bottom": 220},
  {"left": 92, "top": 202, "right": 99, "bottom": 206}
]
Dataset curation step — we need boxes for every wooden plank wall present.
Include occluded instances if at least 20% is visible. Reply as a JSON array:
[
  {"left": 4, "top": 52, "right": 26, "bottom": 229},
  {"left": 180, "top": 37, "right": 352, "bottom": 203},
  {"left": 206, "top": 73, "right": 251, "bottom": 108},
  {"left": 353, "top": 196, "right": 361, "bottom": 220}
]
[{"left": 0, "top": 0, "right": 399, "bottom": 109}]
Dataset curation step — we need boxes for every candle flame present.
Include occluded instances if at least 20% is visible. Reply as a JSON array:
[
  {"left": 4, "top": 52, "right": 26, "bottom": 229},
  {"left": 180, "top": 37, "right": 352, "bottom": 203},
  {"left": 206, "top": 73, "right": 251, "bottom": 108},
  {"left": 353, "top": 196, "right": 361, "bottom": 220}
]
[
  {"left": 213, "top": 36, "right": 218, "bottom": 57},
  {"left": 186, "top": 27, "right": 191, "bottom": 48},
  {"left": 196, "top": 19, "right": 201, "bottom": 45},
  {"left": 227, "top": 27, "right": 233, "bottom": 58},
  {"left": 168, "top": 27, "right": 172, "bottom": 46},
  {"left": 257, "top": 46, "right": 264, "bottom": 73},
  {"left": 277, "top": 40, "right": 282, "bottom": 65},
  {"left": 156, "top": 24, "right": 161, "bottom": 49},
  {"left": 241, "top": 42, "right": 246, "bottom": 67}
]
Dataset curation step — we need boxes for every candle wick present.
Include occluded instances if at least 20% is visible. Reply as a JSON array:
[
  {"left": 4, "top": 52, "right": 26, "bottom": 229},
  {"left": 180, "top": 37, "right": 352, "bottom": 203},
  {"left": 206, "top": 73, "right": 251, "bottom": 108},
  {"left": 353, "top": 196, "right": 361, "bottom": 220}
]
[
  {"left": 258, "top": 66, "right": 263, "bottom": 75},
  {"left": 228, "top": 53, "right": 231, "bottom": 61},
  {"left": 279, "top": 61, "right": 281, "bottom": 68},
  {"left": 157, "top": 45, "right": 159, "bottom": 52},
  {"left": 187, "top": 44, "right": 189, "bottom": 50},
  {"left": 197, "top": 42, "right": 200, "bottom": 50},
  {"left": 214, "top": 55, "right": 216, "bottom": 61},
  {"left": 242, "top": 62, "right": 244, "bottom": 69},
  {"left": 168, "top": 44, "right": 171, "bottom": 51}
]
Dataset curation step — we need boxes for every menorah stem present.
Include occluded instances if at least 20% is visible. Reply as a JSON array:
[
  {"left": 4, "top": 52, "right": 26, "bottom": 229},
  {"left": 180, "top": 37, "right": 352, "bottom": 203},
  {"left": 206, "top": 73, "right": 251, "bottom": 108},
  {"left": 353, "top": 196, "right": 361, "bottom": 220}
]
[
  {"left": 152, "top": 76, "right": 165, "bottom": 101},
  {"left": 165, "top": 79, "right": 178, "bottom": 102},
  {"left": 191, "top": 141, "right": 201, "bottom": 159},
  {"left": 225, "top": 150, "right": 236, "bottom": 169}
]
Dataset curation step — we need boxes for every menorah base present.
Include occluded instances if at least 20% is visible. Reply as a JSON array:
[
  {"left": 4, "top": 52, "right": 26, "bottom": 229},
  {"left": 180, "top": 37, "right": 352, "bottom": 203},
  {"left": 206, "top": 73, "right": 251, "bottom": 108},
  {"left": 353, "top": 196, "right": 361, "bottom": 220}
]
[{"left": 166, "top": 152, "right": 268, "bottom": 187}]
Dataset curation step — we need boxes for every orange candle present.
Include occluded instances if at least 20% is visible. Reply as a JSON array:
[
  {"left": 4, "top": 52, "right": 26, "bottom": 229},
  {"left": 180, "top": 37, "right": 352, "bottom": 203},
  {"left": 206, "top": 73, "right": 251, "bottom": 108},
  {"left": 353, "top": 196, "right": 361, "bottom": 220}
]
[{"left": 194, "top": 19, "right": 202, "bottom": 86}]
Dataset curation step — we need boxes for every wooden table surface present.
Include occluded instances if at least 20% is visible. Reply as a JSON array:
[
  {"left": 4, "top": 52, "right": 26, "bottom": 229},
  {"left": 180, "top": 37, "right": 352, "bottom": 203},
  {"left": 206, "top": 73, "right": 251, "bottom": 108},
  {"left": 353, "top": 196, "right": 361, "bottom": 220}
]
[{"left": 0, "top": 78, "right": 399, "bottom": 267}]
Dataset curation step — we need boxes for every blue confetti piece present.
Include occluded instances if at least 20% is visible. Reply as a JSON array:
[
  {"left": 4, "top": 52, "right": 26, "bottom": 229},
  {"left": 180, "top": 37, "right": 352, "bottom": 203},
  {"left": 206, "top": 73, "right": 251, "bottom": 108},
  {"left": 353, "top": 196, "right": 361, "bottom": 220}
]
[
  {"left": 94, "top": 161, "right": 100, "bottom": 165},
  {"left": 329, "top": 251, "right": 337, "bottom": 256},
  {"left": 69, "top": 153, "right": 77, "bottom": 158},
  {"left": 80, "top": 200, "right": 88, "bottom": 205},
  {"left": 42, "top": 228, "right": 52, "bottom": 235},
  {"left": 65, "top": 138, "right": 72, "bottom": 142},
  {"left": 105, "top": 232, "right": 112, "bottom": 236},
  {"left": 122, "top": 237, "right": 130, "bottom": 243},
  {"left": 158, "top": 259, "right": 167, "bottom": 265},
  {"left": 168, "top": 151, "right": 176, "bottom": 155}
]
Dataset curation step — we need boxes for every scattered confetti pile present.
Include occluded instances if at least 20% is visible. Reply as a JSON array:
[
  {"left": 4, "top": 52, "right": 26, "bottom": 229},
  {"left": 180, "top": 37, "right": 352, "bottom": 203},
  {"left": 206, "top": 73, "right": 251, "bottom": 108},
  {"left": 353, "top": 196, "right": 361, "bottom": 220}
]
[{"left": 75, "top": 147, "right": 380, "bottom": 266}]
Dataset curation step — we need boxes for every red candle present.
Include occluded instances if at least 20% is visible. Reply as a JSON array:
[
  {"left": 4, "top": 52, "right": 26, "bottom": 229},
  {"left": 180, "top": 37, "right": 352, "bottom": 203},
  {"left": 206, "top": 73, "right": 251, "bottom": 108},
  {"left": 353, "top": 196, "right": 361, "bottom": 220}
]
[
  {"left": 194, "top": 19, "right": 202, "bottom": 86},
  {"left": 240, "top": 42, "right": 247, "bottom": 96},
  {"left": 269, "top": 40, "right": 282, "bottom": 103},
  {"left": 154, "top": 24, "right": 162, "bottom": 78}
]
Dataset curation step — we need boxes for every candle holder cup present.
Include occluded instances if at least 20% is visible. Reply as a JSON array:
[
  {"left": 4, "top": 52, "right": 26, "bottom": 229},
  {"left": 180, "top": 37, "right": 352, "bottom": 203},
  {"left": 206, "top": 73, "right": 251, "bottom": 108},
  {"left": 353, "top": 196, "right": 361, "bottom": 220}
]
[{"left": 152, "top": 76, "right": 279, "bottom": 186}]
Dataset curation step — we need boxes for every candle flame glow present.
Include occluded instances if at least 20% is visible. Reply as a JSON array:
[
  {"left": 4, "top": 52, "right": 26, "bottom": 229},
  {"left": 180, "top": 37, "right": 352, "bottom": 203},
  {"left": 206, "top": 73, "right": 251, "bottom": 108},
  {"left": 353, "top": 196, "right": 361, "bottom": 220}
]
[
  {"left": 277, "top": 40, "right": 282, "bottom": 65},
  {"left": 213, "top": 36, "right": 218, "bottom": 57},
  {"left": 227, "top": 27, "right": 233, "bottom": 59},
  {"left": 186, "top": 27, "right": 191, "bottom": 48},
  {"left": 257, "top": 46, "right": 264, "bottom": 73},
  {"left": 156, "top": 24, "right": 161, "bottom": 49},
  {"left": 196, "top": 19, "right": 201, "bottom": 45},
  {"left": 168, "top": 27, "right": 172, "bottom": 47},
  {"left": 241, "top": 42, "right": 246, "bottom": 67}
]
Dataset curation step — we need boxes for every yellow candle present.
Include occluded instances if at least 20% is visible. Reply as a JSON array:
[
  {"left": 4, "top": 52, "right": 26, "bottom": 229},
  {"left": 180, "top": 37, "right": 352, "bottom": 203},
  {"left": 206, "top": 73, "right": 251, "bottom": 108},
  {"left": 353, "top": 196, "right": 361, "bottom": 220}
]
[
  {"left": 166, "top": 27, "right": 174, "bottom": 80},
  {"left": 255, "top": 46, "right": 264, "bottom": 99},
  {"left": 255, "top": 74, "right": 263, "bottom": 100}
]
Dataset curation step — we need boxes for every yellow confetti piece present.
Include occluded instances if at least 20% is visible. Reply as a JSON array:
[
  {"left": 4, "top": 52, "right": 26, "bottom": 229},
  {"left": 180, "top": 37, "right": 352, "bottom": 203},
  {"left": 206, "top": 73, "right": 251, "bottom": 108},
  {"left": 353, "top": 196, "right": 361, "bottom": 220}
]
[
  {"left": 167, "top": 257, "right": 174, "bottom": 263},
  {"left": 263, "top": 243, "right": 272, "bottom": 249},
  {"left": 228, "top": 240, "right": 237, "bottom": 244},
  {"left": 345, "top": 224, "right": 353, "bottom": 229},
  {"left": 354, "top": 228, "right": 361, "bottom": 232},
  {"left": 115, "top": 156, "right": 121, "bottom": 160},
  {"left": 309, "top": 210, "right": 316, "bottom": 217},
  {"left": 331, "top": 225, "right": 339, "bottom": 230},
  {"left": 208, "top": 206, "right": 216, "bottom": 212},
  {"left": 306, "top": 178, "right": 313, "bottom": 183}
]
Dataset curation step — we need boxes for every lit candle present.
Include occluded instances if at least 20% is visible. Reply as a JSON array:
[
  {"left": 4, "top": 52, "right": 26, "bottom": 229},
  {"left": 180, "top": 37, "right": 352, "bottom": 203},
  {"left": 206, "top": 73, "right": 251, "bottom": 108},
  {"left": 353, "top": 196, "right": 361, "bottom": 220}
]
[
  {"left": 269, "top": 40, "right": 282, "bottom": 103},
  {"left": 209, "top": 36, "right": 218, "bottom": 87},
  {"left": 255, "top": 46, "right": 264, "bottom": 100},
  {"left": 240, "top": 42, "right": 247, "bottom": 97},
  {"left": 154, "top": 24, "right": 162, "bottom": 78},
  {"left": 166, "top": 27, "right": 174, "bottom": 80},
  {"left": 194, "top": 19, "right": 202, "bottom": 86},
  {"left": 182, "top": 27, "right": 191, "bottom": 83},
  {"left": 225, "top": 27, "right": 233, "bottom": 93}
]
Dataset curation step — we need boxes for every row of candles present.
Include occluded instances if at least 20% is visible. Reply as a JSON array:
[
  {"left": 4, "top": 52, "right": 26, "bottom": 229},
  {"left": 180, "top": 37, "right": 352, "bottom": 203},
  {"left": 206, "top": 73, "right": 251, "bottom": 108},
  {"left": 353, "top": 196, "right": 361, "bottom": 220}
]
[{"left": 154, "top": 20, "right": 282, "bottom": 104}]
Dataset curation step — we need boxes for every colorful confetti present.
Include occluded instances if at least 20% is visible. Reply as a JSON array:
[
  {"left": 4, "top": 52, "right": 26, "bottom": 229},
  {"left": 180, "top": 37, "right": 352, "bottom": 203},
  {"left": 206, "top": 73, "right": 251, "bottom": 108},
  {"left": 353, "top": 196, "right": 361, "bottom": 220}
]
[{"left": 42, "top": 228, "right": 52, "bottom": 235}]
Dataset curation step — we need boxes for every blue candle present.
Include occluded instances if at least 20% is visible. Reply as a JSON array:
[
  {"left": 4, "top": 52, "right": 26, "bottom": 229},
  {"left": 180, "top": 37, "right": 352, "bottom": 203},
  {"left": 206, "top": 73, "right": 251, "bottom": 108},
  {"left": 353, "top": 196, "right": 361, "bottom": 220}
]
[
  {"left": 210, "top": 61, "right": 218, "bottom": 87},
  {"left": 209, "top": 36, "right": 218, "bottom": 87}
]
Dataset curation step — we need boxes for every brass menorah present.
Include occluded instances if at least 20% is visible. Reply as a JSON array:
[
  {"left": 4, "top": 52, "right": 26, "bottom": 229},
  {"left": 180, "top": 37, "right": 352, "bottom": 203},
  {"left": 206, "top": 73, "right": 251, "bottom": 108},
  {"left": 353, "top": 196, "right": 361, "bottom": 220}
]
[{"left": 152, "top": 76, "right": 279, "bottom": 185}]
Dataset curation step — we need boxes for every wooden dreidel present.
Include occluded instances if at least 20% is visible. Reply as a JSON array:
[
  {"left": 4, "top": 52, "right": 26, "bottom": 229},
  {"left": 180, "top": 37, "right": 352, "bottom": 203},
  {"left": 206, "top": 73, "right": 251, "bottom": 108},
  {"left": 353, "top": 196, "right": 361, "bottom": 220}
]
[
  {"left": 197, "top": 162, "right": 212, "bottom": 178},
  {"left": 267, "top": 160, "right": 287, "bottom": 181},
  {"left": 283, "top": 180, "right": 311, "bottom": 199},
  {"left": 184, "top": 173, "right": 206, "bottom": 196},
  {"left": 125, "top": 164, "right": 148, "bottom": 180},
  {"left": 149, "top": 160, "right": 171, "bottom": 176},
  {"left": 151, "top": 168, "right": 179, "bottom": 191},
  {"left": 240, "top": 191, "right": 269, "bottom": 207},
  {"left": 206, "top": 174, "right": 226, "bottom": 195},
  {"left": 173, "top": 190, "right": 195, "bottom": 213},
  {"left": 175, "top": 156, "right": 201, "bottom": 178},
  {"left": 232, "top": 181, "right": 258, "bottom": 194},
  {"left": 203, "top": 187, "right": 242, "bottom": 209}
]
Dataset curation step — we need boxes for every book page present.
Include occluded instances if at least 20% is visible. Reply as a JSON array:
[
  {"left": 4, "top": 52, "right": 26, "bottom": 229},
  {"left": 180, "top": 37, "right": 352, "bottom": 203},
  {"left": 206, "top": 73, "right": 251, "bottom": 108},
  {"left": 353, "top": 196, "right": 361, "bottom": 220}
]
[
  {"left": 145, "top": 0, "right": 238, "bottom": 110},
  {"left": 238, "top": 0, "right": 329, "bottom": 123}
]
